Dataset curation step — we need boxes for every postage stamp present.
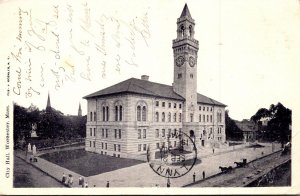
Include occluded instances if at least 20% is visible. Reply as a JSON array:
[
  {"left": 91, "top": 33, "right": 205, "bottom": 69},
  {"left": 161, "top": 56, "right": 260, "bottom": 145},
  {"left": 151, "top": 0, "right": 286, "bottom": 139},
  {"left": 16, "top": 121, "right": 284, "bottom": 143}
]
[{"left": 147, "top": 131, "right": 197, "bottom": 179}]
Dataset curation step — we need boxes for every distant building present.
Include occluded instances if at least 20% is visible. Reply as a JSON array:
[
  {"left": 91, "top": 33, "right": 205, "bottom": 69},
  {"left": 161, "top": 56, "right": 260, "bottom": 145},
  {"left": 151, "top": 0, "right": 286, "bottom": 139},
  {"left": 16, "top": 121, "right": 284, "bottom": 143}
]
[
  {"left": 78, "top": 103, "right": 82, "bottom": 116},
  {"left": 260, "top": 117, "right": 270, "bottom": 126},
  {"left": 83, "top": 4, "right": 227, "bottom": 159},
  {"left": 235, "top": 119, "right": 258, "bottom": 142}
]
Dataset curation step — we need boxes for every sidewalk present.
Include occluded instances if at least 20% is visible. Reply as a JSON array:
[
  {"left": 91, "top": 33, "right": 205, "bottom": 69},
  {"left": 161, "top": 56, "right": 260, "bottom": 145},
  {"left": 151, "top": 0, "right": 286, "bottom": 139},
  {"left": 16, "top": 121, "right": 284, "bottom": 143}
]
[
  {"left": 15, "top": 149, "right": 84, "bottom": 188},
  {"left": 14, "top": 142, "right": 282, "bottom": 187}
]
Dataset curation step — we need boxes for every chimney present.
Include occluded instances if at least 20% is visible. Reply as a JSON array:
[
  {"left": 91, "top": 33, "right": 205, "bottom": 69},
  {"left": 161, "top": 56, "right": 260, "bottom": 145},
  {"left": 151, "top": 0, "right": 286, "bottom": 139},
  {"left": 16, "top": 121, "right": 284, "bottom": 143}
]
[{"left": 141, "top": 75, "right": 149, "bottom": 81}]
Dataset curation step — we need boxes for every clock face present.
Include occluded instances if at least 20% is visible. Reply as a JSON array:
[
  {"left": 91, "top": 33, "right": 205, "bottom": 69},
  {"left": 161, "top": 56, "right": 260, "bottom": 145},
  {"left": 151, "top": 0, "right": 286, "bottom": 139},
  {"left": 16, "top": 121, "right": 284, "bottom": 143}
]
[
  {"left": 189, "top": 56, "right": 196, "bottom": 67},
  {"left": 176, "top": 56, "right": 185, "bottom": 67}
]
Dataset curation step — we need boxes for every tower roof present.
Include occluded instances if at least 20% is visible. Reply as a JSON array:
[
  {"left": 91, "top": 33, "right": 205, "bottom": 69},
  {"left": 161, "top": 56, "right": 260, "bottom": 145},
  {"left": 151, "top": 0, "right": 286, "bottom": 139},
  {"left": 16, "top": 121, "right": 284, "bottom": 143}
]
[{"left": 180, "top": 3, "right": 192, "bottom": 18}]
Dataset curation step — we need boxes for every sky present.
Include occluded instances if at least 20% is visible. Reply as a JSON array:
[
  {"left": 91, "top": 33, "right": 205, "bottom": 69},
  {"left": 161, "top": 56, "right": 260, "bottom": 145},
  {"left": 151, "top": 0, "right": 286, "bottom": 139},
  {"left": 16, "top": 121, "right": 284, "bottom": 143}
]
[{"left": 1, "top": 0, "right": 300, "bottom": 121}]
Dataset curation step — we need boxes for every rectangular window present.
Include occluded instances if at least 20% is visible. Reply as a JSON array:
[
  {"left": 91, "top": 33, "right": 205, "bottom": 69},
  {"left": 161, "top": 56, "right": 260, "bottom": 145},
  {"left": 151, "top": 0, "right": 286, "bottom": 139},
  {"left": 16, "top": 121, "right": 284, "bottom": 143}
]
[
  {"left": 203, "top": 107, "right": 205, "bottom": 111},
  {"left": 94, "top": 112, "right": 97, "bottom": 121},
  {"left": 143, "top": 129, "right": 146, "bottom": 138},
  {"left": 162, "top": 142, "right": 165, "bottom": 148},
  {"left": 138, "top": 129, "right": 141, "bottom": 139},
  {"left": 168, "top": 129, "right": 171, "bottom": 137},
  {"left": 199, "top": 115, "right": 201, "bottom": 122},
  {"left": 105, "top": 143, "right": 107, "bottom": 150},
  {"left": 174, "top": 103, "right": 177, "bottom": 108},
  {"left": 203, "top": 115, "right": 205, "bottom": 122},
  {"left": 143, "top": 144, "right": 147, "bottom": 151},
  {"left": 174, "top": 141, "right": 176, "bottom": 147},
  {"left": 199, "top": 106, "right": 201, "bottom": 111},
  {"left": 118, "top": 144, "right": 121, "bottom": 152},
  {"left": 101, "top": 142, "right": 104, "bottom": 149},
  {"left": 190, "top": 114, "right": 194, "bottom": 122},
  {"left": 156, "top": 101, "right": 159, "bottom": 107},
  {"left": 106, "top": 129, "right": 108, "bottom": 138},
  {"left": 119, "top": 129, "right": 121, "bottom": 139},
  {"left": 93, "top": 141, "right": 95, "bottom": 147},
  {"left": 162, "top": 102, "right": 165, "bottom": 107},
  {"left": 210, "top": 115, "right": 213, "bottom": 123},
  {"left": 168, "top": 103, "right": 171, "bottom": 108},
  {"left": 90, "top": 128, "right": 92, "bottom": 136},
  {"left": 90, "top": 141, "right": 92, "bottom": 147},
  {"left": 90, "top": 112, "right": 93, "bottom": 121},
  {"left": 102, "top": 129, "right": 104, "bottom": 137},
  {"left": 155, "top": 129, "right": 159, "bottom": 138},
  {"left": 162, "top": 129, "right": 165, "bottom": 137},
  {"left": 93, "top": 128, "right": 96, "bottom": 137},
  {"left": 179, "top": 104, "right": 182, "bottom": 109},
  {"left": 156, "top": 143, "right": 160, "bottom": 149},
  {"left": 114, "top": 129, "right": 117, "bottom": 138},
  {"left": 138, "top": 144, "right": 141, "bottom": 152},
  {"left": 207, "top": 107, "right": 209, "bottom": 111},
  {"left": 178, "top": 73, "right": 182, "bottom": 79},
  {"left": 114, "top": 144, "right": 116, "bottom": 151},
  {"left": 211, "top": 107, "right": 213, "bottom": 112}
]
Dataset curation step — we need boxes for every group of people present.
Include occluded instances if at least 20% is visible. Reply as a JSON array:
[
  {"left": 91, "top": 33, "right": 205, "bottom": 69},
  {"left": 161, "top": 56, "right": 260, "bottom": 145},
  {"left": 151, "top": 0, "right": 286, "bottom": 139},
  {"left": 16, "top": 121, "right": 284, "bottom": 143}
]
[
  {"left": 62, "top": 173, "right": 110, "bottom": 188},
  {"left": 61, "top": 173, "right": 74, "bottom": 187}
]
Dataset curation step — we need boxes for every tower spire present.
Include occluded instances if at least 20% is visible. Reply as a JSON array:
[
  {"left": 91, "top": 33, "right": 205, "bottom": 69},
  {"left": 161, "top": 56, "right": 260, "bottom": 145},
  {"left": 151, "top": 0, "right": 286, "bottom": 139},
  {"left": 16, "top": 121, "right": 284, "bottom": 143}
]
[
  {"left": 46, "top": 92, "right": 51, "bottom": 111},
  {"left": 180, "top": 3, "right": 192, "bottom": 18},
  {"left": 78, "top": 102, "right": 82, "bottom": 116}
]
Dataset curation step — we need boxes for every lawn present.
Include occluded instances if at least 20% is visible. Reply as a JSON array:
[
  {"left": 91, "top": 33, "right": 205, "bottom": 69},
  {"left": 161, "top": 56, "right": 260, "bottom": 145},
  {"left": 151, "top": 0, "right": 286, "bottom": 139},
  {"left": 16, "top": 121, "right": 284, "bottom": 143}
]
[{"left": 40, "top": 149, "right": 145, "bottom": 177}]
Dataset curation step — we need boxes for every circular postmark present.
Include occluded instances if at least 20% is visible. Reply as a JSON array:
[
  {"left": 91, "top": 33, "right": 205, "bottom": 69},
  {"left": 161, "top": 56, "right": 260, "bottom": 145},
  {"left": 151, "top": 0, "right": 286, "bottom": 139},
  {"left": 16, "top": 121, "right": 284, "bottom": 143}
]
[{"left": 147, "top": 131, "right": 197, "bottom": 178}]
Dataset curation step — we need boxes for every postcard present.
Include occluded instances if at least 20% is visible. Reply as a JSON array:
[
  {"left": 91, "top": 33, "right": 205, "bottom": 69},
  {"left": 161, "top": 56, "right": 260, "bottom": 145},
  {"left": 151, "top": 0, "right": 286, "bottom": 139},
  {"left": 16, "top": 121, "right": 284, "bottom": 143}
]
[{"left": 0, "top": 0, "right": 299, "bottom": 195}]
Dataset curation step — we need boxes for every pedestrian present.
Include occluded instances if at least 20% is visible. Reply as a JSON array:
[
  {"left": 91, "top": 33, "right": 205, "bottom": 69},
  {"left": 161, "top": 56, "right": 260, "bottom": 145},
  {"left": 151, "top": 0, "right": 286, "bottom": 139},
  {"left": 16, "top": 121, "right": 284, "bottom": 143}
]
[
  {"left": 68, "top": 174, "right": 73, "bottom": 187},
  {"left": 62, "top": 173, "right": 66, "bottom": 184},
  {"left": 79, "top": 176, "right": 83, "bottom": 186},
  {"left": 167, "top": 178, "right": 170, "bottom": 187},
  {"left": 202, "top": 171, "right": 205, "bottom": 179},
  {"left": 106, "top": 181, "right": 110, "bottom": 188},
  {"left": 193, "top": 172, "right": 196, "bottom": 183},
  {"left": 84, "top": 182, "right": 88, "bottom": 188}
]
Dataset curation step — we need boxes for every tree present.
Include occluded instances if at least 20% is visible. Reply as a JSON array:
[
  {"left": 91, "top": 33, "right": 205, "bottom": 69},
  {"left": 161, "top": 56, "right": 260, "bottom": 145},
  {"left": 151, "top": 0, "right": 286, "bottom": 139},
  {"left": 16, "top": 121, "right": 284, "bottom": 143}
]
[
  {"left": 37, "top": 108, "right": 65, "bottom": 139},
  {"left": 251, "top": 102, "right": 291, "bottom": 144},
  {"left": 225, "top": 110, "right": 243, "bottom": 141}
]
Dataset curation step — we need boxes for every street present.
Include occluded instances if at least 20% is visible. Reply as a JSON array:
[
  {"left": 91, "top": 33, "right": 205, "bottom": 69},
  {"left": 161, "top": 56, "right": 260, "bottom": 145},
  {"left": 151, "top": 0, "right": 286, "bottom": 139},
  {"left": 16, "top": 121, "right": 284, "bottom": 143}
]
[{"left": 13, "top": 156, "right": 64, "bottom": 188}]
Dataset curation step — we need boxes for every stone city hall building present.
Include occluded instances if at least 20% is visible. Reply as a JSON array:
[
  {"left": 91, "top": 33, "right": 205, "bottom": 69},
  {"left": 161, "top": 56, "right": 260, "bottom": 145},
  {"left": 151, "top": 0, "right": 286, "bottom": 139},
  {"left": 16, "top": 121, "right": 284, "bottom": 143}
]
[{"left": 84, "top": 4, "right": 226, "bottom": 159}]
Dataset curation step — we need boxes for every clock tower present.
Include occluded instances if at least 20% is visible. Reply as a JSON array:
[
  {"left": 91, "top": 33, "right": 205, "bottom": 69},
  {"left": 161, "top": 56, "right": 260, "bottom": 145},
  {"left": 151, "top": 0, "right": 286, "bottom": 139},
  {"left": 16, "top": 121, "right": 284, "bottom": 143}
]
[{"left": 173, "top": 4, "right": 199, "bottom": 123}]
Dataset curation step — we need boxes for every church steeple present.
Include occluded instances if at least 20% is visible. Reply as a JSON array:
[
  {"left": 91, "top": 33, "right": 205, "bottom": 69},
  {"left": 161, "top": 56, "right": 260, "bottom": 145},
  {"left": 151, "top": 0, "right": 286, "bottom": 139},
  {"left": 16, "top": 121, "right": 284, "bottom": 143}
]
[
  {"left": 46, "top": 92, "right": 51, "bottom": 111},
  {"left": 78, "top": 102, "right": 82, "bottom": 116}
]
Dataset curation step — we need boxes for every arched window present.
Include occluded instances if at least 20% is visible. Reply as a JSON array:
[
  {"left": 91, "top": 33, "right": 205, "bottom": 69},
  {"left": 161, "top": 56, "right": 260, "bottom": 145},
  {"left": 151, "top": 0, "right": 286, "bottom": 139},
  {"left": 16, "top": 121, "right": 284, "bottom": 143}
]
[
  {"left": 114, "top": 101, "right": 123, "bottom": 121},
  {"left": 180, "top": 25, "right": 185, "bottom": 37},
  {"left": 142, "top": 106, "right": 147, "bottom": 121},
  {"left": 217, "top": 111, "right": 222, "bottom": 123},
  {"left": 189, "top": 25, "right": 192, "bottom": 37},
  {"left": 102, "top": 107, "right": 105, "bottom": 121},
  {"left": 106, "top": 106, "right": 109, "bottom": 121},
  {"left": 119, "top": 106, "right": 122, "bottom": 121},
  {"left": 162, "top": 112, "right": 165, "bottom": 122},
  {"left": 168, "top": 112, "right": 171, "bottom": 122},
  {"left": 137, "top": 101, "right": 147, "bottom": 122},
  {"left": 155, "top": 112, "right": 159, "bottom": 122},
  {"left": 115, "top": 106, "right": 118, "bottom": 121},
  {"left": 137, "top": 106, "right": 141, "bottom": 121}
]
